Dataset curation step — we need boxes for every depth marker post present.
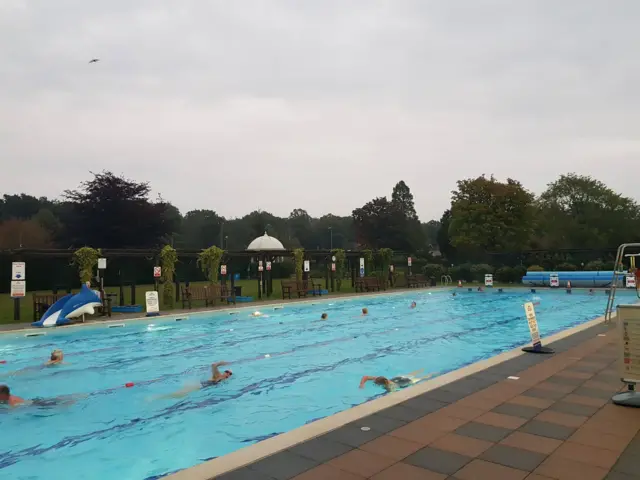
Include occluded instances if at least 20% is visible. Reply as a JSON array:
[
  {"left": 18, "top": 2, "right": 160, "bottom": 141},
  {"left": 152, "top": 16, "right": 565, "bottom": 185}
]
[{"left": 522, "top": 302, "right": 554, "bottom": 354}]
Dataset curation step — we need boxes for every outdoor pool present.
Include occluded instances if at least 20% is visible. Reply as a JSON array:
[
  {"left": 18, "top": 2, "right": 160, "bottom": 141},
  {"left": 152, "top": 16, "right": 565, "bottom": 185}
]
[{"left": 0, "top": 288, "right": 633, "bottom": 479}]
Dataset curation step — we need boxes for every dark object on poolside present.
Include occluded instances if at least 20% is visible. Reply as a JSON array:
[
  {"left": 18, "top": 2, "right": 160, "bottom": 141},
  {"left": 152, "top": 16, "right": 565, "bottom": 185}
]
[
  {"left": 522, "top": 345, "right": 554, "bottom": 354},
  {"left": 89, "top": 58, "right": 99, "bottom": 63}
]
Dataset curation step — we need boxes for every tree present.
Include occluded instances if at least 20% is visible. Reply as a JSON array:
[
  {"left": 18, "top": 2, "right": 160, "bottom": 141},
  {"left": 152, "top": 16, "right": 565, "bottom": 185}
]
[
  {"left": 62, "top": 171, "right": 180, "bottom": 248},
  {"left": 391, "top": 181, "right": 418, "bottom": 220},
  {"left": 180, "top": 210, "right": 224, "bottom": 249},
  {"left": 422, "top": 220, "right": 440, "bottom": 246},
  {"left": 436, "top": 210, "right": 457, "bottom": 261},
  {"left": 537, "top": 173, "right": 640, "bottom": 249},
  {"left": 448, "top": 175, "right": 535, "bottom": 254},
  {"left": 0, "top": 194, "right": 51, "bottom": 221},
  {"left": 287, "top": 209, "right": 314, "bottom": 248},
  {"left": 0, "top": 219, "right": 53, "bottom": 248}
]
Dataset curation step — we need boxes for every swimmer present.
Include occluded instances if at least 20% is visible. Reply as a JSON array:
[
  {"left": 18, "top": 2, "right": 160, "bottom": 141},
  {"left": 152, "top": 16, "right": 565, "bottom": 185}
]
[
  {"left": 251, "top": 311, "right": 262, "bottom": 317},
  {"left": 321, "top": 313, "right": 328, "bottom": 320},
  {"left": 158, "top": 361, "right": 233, "bottom": 399},
  {"left": 410, "top": 302, "right": 417, "bottom": 309},
  {"left": 45, "top": 349, "right": 65, "bottom": 366},
  {"left": 477, "top": 287, "right": 484, "bottom": 292},
  {"left": 362, "top": 308, "right": 368, "bottom": 316},
  {"left": 359, "top": 369, "right": 433, "bottom": 393},
  {"left": 0, "top": 384, "right": 84, "bottom": 408},
  {"left": 589, "top": 288, "right": 594, "bottom": 295},
  {"left": 452, "top": 292, "right": 456, "bottom": 297},
  {"left": 0, "top": 384, "right": 24, "bottom": 407}
]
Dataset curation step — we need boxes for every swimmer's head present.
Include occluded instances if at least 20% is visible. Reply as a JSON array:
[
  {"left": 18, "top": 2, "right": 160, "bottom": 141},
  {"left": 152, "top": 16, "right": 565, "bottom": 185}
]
[
  {"left": 321, "top": 313, "right": 328, "bottom": 320},
  {"left": 252, "top": 311, "right": 261, "bottom": 317},
  {"left": 0, "top": 385, "right": 9, "bottom": 402},
  {"left": 374, "top": 376, "right": 391, "bottom": 388},
  {"left": 222, "top": 370, "right": 233, "bottom": 379},
  {"left": 50, "top": 349, "right": 63, "bottom": 361},
  {"left": 362, "top": 308, "right": 368, "bottom": 315},
  {"left": 410, "top": 302, "right": 416, "bottom": 308},
  {"left": 452, "top": 292, "right": 456, "bottom": 297}
]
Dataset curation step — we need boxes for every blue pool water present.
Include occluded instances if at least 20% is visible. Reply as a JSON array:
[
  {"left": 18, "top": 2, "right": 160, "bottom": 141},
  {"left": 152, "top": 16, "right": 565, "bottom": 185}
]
[{"left": 0, "top": 289, "right": 634, "bottom": 479}]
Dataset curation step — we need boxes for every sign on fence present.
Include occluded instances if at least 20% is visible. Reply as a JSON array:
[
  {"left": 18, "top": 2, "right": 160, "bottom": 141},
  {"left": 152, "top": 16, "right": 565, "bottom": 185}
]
[
  {"left": 626, "top": 275, "right": 637, "bottom": 289},
  {"left": 258, "top": 261, "right": 263, "bottom": 272},
  {"left": 10, "top": 280, "right": 26, "bottom": 298},
  {"left": 484, "top": 274, "right": 493, "bottom": 287},
  {"left": 331, "top": 263, "right": 336, "bottom": 272},
  {"left": 11, "top": 262, "right": 25, "bottom": 280},
  {"left": 98, "top": 258, "right": 107, "bottom": 270},
  {"left": 220, "top": 265, "right": 227, "bottom": 275},
  {"left": 407, "top": 257, "right": 412, "bottom": 267},
  {"left": 266, "top": 261, "right": 272, "bottom": 271},
  {"left": 153, "top": 266, "right": 162, "bottom": 278},
  {"left": 303, "top": 260, "right": 310, "bottom": 272},
  {"left": 549, "top": 273, "right": 559, "bottom": 288}
]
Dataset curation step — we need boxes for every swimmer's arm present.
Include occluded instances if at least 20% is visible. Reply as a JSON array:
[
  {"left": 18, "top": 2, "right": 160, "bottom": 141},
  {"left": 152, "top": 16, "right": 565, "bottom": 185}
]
[
  {"left": 211, "top": 361, "right": 227, "bottom": 381},
  {"left": 359, "top": 376, "right": 377, "bottom": 388}
]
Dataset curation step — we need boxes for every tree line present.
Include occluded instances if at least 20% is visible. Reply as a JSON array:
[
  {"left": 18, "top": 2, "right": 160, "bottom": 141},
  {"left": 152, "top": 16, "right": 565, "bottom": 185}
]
[{"left": 1, "top": 171, "right": 638, "bottom": 269}]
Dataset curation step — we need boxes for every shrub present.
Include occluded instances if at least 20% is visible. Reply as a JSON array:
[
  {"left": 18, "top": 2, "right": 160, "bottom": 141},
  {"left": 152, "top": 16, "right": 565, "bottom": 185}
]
[
  {"left": 555, "top": 262, "right": 577, "bottom": 271},
  {"left": 471, "top": 264, "right": 493, "bottom": 281},
  {"left": 584, "top": 260, "right": 605, "bottom": 271},
  {"left": 513, "top": 265, "right": 527, "bottom": 282},
  {"left": 527, "top": 265, "right": 544, "bottom": 272},
  {"left": 450, "top": 263, "right": 473, "bottom": 282},
  {"left": 423, "top": 263, "right": 445, "bottom": 280},
  {"left": 495, "top": 266, "right": 514, "bottom": 283}
]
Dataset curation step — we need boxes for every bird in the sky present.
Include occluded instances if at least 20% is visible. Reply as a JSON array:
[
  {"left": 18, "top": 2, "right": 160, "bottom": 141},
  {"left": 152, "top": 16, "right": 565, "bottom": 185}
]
[{"left": 89, "top": 58, "right": 99, "bottom": 64}]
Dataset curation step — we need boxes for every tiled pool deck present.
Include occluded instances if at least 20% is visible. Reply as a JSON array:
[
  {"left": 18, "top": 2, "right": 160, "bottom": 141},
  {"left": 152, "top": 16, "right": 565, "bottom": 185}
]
[{"left": 180, "top": 320, "right": 639, "bottom": 480}]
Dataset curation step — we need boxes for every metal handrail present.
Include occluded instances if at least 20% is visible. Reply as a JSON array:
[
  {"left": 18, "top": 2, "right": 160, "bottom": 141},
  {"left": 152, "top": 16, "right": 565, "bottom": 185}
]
[{"left": 605, "top": 243, "right": 640, "bottom": 323}]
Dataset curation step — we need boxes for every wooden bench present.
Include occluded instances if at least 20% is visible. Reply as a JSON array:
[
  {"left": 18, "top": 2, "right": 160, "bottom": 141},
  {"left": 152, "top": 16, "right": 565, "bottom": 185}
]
[
  {"left": 33, "top": 293, "right": 65, "bottom": 321},
  {"left": 364, "top": 276, "right": 382, "bottom": 292},
  {"left": 210, "top": 283, "right": 235, "bottom": 305},
  {"left": 282, "top": 279, "right": 308, "bottom": 299},
  {"left": 181, "top": 285, "right": 212, "bottom": 309},
  {"left": 407, "top": 275, "right": 428, "bottom": 288},
  {"left": 355, "top": 278, "right": 366, "bottom": 292}
]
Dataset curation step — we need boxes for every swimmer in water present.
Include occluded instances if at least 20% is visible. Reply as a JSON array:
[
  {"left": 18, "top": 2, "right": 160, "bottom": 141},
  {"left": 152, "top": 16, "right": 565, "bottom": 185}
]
[
  {"left": 362, "top": 308, "right": 368, "bottom": 316},
  {"left": 410, "top": 301, "right": 417, "bottom": 309},
  {"left": 452, "top": 292, "right": 457, "bottom": 297},
  {"left": 0, "top": 385, "right": 24, "bottom": 407},
  {"left": 321, "top": 313, "right": 328, "bottom": 320},
  {"left": 0, "top": 384, "right": 84, "bottom": 408},
  {"left": 158, "top": 361, "right": 233, "bottom": 399},
  {"left": 359, "top": 369, "right": 433, "bottom": 393},
  {"left": 45, "top": 349, "right": 65, "bottom": 366}
]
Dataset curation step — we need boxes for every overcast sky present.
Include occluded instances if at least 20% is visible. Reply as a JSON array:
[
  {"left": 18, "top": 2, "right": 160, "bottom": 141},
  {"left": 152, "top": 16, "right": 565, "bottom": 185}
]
[{"left": 1, "top": 1, "right": 639, "bottom": 222}]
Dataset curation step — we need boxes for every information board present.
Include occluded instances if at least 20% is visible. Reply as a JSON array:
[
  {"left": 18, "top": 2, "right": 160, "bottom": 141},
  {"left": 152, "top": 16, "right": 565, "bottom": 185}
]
[
  {"left": 145, "top": 291, "right": 160, "bottom": 315},
  {"left": 11, "top": 262, "right": 25, "bottom": 280},
  {"left": 10, "top": 280, "right": 26, "bottom": 298},
  {"left": 549, "top": 273, "right": 559, "bottom": 288},
  {"left": 618, "top": 305, "right": 640, "bottom": 383},
  {"left": 484, "top": 274, "right": 493, "bottom": 287},
  {"left": 523, "top": 302, "right": 542, "bottom": 349},
  {"left": 626, "top": 275, "right": 637, "bottom": 289}
]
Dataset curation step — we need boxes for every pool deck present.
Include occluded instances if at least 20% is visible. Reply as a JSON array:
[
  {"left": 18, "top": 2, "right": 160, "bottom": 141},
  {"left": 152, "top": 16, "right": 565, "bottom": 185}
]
[{"left": 166, "top": 316, "right": 640, "bottom": 480}]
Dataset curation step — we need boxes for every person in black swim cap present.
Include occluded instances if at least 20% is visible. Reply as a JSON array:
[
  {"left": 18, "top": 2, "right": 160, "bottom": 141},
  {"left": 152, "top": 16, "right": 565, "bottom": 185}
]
[
  {"left": 359, "top": 370, "right": 433, "bottom": 393},
  {"left": 159, "top": 361, "right": 233, "bottom": 399}
]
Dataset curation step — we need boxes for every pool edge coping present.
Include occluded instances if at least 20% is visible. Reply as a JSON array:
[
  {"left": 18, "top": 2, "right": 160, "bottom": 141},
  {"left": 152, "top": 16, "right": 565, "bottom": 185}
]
[{"left": 164, "top": 312, "right": 611, "bottom": 480}]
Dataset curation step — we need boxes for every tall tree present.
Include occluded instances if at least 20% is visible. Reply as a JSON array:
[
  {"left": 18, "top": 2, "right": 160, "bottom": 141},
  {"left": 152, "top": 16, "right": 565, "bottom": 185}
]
[
  {"left": 180, "top": 210, "right": 224, "bottom": 249},
  {"left": 448, "top": 175, "right": 535, "bottom": 253},
  {"left": 391, "top": 180, "right": 418, "bottom": 220},
  {"left": 0, "top": 219, "right": 53, "bottom": 248},
  {"left": 62, "top": 171, "right": 180, "bottom": 248}
]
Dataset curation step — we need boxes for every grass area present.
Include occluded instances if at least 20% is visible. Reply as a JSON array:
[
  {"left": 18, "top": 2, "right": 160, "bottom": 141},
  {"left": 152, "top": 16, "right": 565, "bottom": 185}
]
[{"left": 0, "top": 278, "right": 359, "bottom": 325}]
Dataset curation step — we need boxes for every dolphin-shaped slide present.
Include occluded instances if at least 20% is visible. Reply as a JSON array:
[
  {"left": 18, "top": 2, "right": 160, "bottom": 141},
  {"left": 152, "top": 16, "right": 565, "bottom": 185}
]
[{"left": 32, "top": 285, "right": 103, "bottom": 327}]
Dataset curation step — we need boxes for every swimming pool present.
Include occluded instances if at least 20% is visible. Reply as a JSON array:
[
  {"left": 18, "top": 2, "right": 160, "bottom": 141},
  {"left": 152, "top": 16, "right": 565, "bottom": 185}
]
[{"left": 0, "top": 288, "right": 633, "bottom": 479}]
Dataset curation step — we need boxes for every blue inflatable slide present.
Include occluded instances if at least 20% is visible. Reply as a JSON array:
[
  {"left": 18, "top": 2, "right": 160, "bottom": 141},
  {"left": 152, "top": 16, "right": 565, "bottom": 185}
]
[{"left": 32, "top": 285, "right": 103, "bottom": 328}]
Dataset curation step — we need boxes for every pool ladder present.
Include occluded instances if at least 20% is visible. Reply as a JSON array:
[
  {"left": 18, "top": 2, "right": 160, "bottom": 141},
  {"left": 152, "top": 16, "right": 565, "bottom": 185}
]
[
  {"left": 605, "top": 243, "right": 640, "bottom": 324},
  {"left": 441, "top": 275, "right": 452, "bottom": 286}
]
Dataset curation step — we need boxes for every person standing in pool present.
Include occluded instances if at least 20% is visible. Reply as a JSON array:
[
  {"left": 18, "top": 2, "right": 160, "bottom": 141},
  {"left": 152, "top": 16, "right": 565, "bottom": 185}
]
[
  {"left": 362, "top": 308, "right": 368, "bottom": 316},
  {"left": 158, "top": 361, "right": 233, "bottom": 399},
  {"left": 410, "top": 301, "right": 417, "bottom": 309},
  {"left": 359, "top": 369, "right": 433, "bottom": 393},
  {"left": 45, "top": 349, "right": 66, "bottom": 366},
  {"left": 321, "top": 313, "right": 328, "bottom": 320}
]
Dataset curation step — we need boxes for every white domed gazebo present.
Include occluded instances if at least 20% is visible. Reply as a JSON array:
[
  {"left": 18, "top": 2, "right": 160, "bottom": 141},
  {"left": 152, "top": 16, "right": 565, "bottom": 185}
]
[{"left": 246, "top": 233, "right": 285, "bottom": 252}]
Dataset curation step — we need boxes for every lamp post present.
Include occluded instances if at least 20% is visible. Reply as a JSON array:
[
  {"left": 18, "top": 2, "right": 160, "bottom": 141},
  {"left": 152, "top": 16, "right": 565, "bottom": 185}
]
[{"left": 329, "top": 227, "right": 333, "bottom": 250}]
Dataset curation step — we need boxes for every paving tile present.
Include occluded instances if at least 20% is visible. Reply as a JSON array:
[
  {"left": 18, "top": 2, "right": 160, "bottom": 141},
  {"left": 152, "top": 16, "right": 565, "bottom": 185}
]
[
  {"left": 508, "top": 395, "right": 555, "bottom": 409},
  {"left": 569, "top": 427, "right": 635, "bottom": 452},
  {"left": 564, "top": 393, "right": 609, "bottom": 408},
  {"left": 359, "top": 435, "right": 423, "bottom": 460},
  {"left": 583, "top": 379, "right": 624, "bottom": 392},
  {"left": 454, "top": 421, "right": 512, "bottom": 442},
  {"left": 401, "top": 396, "right": 449, "bottom": 414},
  {"left": 612, "top": 447, "right": 640, "bottom": 477},
  {"left": 546, "top": 374, "right": 587, "bottom": 386},
  {"left": 535, "top": 410, "right": 588, "bottom": 428},
  {"left": 592, "top": 403, "right": 640, "bottom": 427},
  {"left": 554, "top": 369, "right": 594, "bottom": 380},
  {"left": 604, "top": 471, "right": 640, "bottom": 480},
  {"left": 430, "top": 433, "right": 493, "bottom": 457},
  {"left": 553, "top": 441, "right": 620, "bottom": 469},
  {"left": 479, "top": 444, "right": 547, "bottom": 471},
  {"left": 475, "top": 411, "right": 527, "bottom": 429},
  {"left": 292, "top": 464, "right": 366, "bottom": 480},
  {"left": 289, "top": 437, "right": 354, "bottom": 463},
  {"left": 376, "top": 404, "right": 427, "bottom": 422},
  {"left": 581, "top": 416, "right": 640, "bottom": 437},
  {"left": 571, "top": 362, "right": 608, "bottom": 373},
  {"left": 421, "top": 388, "right": 468, "bottom": 403},
  {"left": 436, "top": 403, "right": 486, "bottom": 421},
  {"left": 370, "top": 462, "right": 448, "bottom": 480},
  {"left": 500, "top": 431, "right": 562, "bottom": 455},
  {"left": 323, "top": 424, "right": 384, "bottom": 448},
  {"left": 519, "top": 420, "right": 576, "bottom": 440},
  {"left": 328, "top": 449, "right": 397, "bottom": 478},
  {"left": 477, "top": 382, "right": 529, "bottom": 402},
  {"left": 352, "top": 413, "right": 407, "bottom": 433},
  {"left": 441, "top": 376, "right": 497, "bottom": 394},
  {"left": 492, "top": 402, "right": 542, "bottom": 420},
  {"left": 453, "top": 459, "right": 528, "bottom": 480},
  {"left": 415, "top": 413, "right": 467, "bottom": 432},
  {"left": 454, "top": 393, "right": 504, "bottom": 411},
  {"left": 525, "top": 475, "right": 556, "bottom": 480},
  {"left": 547, "top": 400, "right": 600, "bottom": 417},
  {"left": 534, "top": 455, "right": 609, "bottom": 480},
  {"left": 389, "top": 421, "right": 448, "bottom": 445},
  {"left": 404, "top": 446, "right": 472, "bottom": 475},
  {"left": 573, "top": 386, "right": 617, "bottom": 400},
  {"left": 249, "top": 450, "right": 318, "bottom": 480},
  {"left": 535, "top": 381, "right": 577, "bottom": 394},
  {"left": 524, "top": 387, "right": 567, "bottom": 401},
  {"left": 218, "top": 467, "right": 277, "bottom": 480}
]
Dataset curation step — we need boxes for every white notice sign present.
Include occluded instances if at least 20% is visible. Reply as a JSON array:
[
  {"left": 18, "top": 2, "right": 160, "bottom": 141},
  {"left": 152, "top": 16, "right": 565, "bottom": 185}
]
[
  {"left": 10, "top": 280, "right": 26, "bottom": 298},
  {"left": 407, "top": 257, "right": 412, "bottom": 267},
  {"left": 266, "top": 261, "right": 272, "bottom": 271},
  {"left": 153, "top": 266, "right": 162, "bottom": 278},
  {"left": 524, "top": 302, "right": 542, "bottom": 348},
  {"left": 220, "top": 264, "right": 227, "bottom": 275},
  {"left": 626, "top": 275, "right": 637, "bottom": 289},
  {"left": 484, "top": 274, "right": 494, "bottom": 287},
  {"left": 303, "top": 260, "right": 310, "bottom": 272},
  {"left": 145, "top": 291, "right": 160, "bottom": 315},
  {"left": 11, "top": 262, "right": 25, "bottom": 280},
  {"left": 98, "top": 258, "right": 107, "bottom": 269},
  {"left": 549, "top": 273, "right": 559, "bottom": 288},
  {"left": 618, "top": 305, "right": 640, "bottom": 383}
]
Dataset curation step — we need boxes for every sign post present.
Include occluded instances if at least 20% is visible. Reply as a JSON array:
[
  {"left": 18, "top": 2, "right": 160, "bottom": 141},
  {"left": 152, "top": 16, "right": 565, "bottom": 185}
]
[
  {"left": 612, "top": 304, "right": 640, "bottom": 407},
  {"left": 266, "top": 261, "right": 272, "bottom": 271},
  {"left": 97, "top": 257, "right": 107, "bottom": 306},
  {"left": 626, "top": 275, "right": 637, "bottom": 289},
  {"left": 359, "top": 257, "right": 365, "bottom": 278},
  {"left": 145, "top": 291, "right": 160, "bottom": 317},
  {"left": 303, "top": 260, "right": 310, "bottom": 272},
  {"left": 221, "top": 264, "right": 227, "bottom": 276},
  {"left": 153, "top": 266, "right": 162, "bottom": 293},
  {"left": 11, "top": 261, "right": 26, "bottom": 321},
  {"left": 549, "top": 273, "right": 559, "bottom": 288},
  {"left": 522, "top": 302, "right": 554, "bottom": 354},
  {"left": 484, "top": 274, "right": 494, "bottom": 287},
  {"left": 407, "top": 256, "right": 412, "bottom": 276}
]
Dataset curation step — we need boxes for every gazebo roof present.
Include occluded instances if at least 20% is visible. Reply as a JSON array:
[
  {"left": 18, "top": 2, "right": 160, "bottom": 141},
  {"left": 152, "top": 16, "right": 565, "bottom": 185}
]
[{"left": 246, "top": 232, "right": 285, "bottom": 251}]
